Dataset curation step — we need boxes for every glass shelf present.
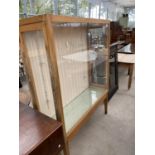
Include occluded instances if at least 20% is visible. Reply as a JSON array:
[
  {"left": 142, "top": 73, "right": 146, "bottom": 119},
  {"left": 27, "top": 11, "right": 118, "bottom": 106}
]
[{"left": 63, "top": 85, "right": 107, "bottom": 132}]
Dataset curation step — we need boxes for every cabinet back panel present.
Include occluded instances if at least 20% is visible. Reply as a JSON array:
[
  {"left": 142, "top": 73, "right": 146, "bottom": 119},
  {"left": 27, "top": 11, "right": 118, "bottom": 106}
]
[{"left": 53, "top": 26, "right": 89, "bottom": 107}]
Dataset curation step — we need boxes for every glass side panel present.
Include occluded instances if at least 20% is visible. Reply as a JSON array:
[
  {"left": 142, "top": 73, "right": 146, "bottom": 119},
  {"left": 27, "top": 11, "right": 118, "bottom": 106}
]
[
  {"left": 53, "top": 23, "right": 109, "bottom": 132},
  {"left": 64, "top": 86, "right": 107, "bottom": 132},
  {"left": 87, "top": 25, "right": 109, "bottom": 85},
  {"left": 23, "top": 31, "right": 55, "bottom": 117}
]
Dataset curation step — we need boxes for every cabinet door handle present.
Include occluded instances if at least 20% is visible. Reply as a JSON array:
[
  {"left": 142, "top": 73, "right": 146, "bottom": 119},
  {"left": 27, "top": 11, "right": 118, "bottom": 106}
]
[{"left": 58, "top": 144, "right": 61, "bottom": 148}]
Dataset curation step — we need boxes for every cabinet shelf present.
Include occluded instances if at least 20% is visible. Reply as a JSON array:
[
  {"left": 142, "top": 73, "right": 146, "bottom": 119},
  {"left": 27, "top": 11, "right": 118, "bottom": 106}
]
[{"left": 64, "top": 86, "right": 107, "bottom": 132}]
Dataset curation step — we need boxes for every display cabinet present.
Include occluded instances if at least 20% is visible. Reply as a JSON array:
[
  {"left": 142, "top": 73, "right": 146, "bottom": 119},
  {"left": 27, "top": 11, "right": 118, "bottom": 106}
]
[{"left": 20, "top": 14, "right": 110, "bottom": 155}]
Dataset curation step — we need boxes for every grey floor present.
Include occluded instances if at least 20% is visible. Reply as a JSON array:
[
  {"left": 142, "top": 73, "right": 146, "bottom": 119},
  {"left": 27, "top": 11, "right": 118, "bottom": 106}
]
[{"left": 70, "top": 67, "right": 135, "bottom": 155}]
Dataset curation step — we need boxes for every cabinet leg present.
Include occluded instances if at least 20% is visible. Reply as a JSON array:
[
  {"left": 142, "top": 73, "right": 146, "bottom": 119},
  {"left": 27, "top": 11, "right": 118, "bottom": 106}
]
[
  {"left": 104, "top": 96, "right": 108, "bottom": 114},
  {"left": 63, "top": 140, "right": 70, "bottom": 155}
]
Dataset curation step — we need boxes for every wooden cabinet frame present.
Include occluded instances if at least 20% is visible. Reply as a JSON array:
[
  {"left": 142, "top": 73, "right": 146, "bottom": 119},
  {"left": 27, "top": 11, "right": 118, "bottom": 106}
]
[{"left": 20, "top": 14, "right": 110, "bottom": 155}]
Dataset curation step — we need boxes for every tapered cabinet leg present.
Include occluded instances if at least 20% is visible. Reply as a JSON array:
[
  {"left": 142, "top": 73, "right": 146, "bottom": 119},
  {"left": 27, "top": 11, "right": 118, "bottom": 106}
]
[
  {"left": 104, "top": 95, "right": 108, "bottom": 114},
  {"left": 62, "top": 140, "right": 70, "bottom": 155}
]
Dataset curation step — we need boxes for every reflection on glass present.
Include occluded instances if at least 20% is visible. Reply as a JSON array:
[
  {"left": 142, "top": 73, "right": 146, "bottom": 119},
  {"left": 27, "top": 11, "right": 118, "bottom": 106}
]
[{"left": 87, "top": 26, "right": 108, "bottom": 85}]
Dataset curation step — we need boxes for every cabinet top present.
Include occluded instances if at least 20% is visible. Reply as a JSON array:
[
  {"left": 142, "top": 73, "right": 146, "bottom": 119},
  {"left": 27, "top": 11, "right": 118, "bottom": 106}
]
[
  {"left": 20, "top": 14, "right": 110, "bottom": 26},
  {"left": 19, "top": 103, "right": 62, "bottom": 155}
]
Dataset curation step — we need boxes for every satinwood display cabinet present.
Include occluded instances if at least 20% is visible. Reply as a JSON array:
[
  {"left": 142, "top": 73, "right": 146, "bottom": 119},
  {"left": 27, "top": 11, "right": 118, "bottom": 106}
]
[{"left": 20, "top": 14, "right": 110, "bottom": 155}]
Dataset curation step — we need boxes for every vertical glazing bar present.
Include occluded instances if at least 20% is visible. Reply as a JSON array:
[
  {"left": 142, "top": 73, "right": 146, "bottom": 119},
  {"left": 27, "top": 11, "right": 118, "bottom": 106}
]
[
  {"left": 54, "top": 0, "right": 58, "bottom": 15},
  {"left": 88, "top": 3, "right": 91, "bottom": 18},
  {"left": 75, "top": 0, "right": 78, "bottom": 16},
  {"left": 29, "top": 0, "right": 35, "bottom": 15},
  {"left": 99, "top": 2, "right": 101, "bottom": 19},
  {"left": 107, "top": 8, "right": 108, "bottom": 19},
  {"left": 23, "top": 0, "right": 28, "bottom": 17}
]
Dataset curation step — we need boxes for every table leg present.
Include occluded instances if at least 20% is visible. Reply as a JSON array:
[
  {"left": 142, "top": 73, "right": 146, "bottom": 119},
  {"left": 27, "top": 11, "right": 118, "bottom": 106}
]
[
  {"left": 128, "top": 64, "right": 134, "bottom": 89},
  {"left": 128, "top": 67, "right": 130, "bottom": 75}
]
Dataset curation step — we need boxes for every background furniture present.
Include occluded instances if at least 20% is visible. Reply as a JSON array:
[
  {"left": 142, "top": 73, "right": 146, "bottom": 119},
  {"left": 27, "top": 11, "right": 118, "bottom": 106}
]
[
  {"left": 118, "top": 43, "right": 135, "bottom": 89},
  {"left": 108, "top": 43, "right": 118, "bottom": 99},
  {"left": 118, "top": 43, "right": 134, "bottom": 54},
  {"left": 118, "top": 53, "right": 135, "bottom": 89},
  {"left": 110, "top": 21, "right": 124, "bottom": 44},
  {"left": 19, "top": 49, "right": 27, "bottom": 84},
  {"left": 19, "top": 103, "right": 65, "bottom": 155},
  {"left": 122, "top": 28, "right": 135, "bottom": 45},
  {"left": 20, "top": 14, "right": 110, "bottom": 154}
]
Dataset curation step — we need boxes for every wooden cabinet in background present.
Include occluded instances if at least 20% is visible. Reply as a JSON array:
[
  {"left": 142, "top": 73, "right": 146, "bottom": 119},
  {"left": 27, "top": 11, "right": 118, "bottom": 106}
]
[{"left": 110, "top": 21, "right": 124, "bottom": 44}]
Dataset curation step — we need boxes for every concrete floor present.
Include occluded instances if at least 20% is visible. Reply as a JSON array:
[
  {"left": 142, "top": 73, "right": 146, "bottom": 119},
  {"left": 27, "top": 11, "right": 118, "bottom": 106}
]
[{"left": 69, "top": 67, "right": 135, "bottom": 155}]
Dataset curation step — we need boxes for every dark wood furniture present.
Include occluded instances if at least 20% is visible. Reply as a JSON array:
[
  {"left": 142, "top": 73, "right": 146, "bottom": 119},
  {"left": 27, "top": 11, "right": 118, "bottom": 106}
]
[
  {"left": 19, "top": 103, "right": 65, "bottom": 155},
  {"left": 110, "top": 21, "right": 135, "bottom": 47},
  {"left": 110, "top": 21, "right": 124, "bottom": 44},
  {"left": 108, "top": 43, "right": 119, "bottom": 99}
]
